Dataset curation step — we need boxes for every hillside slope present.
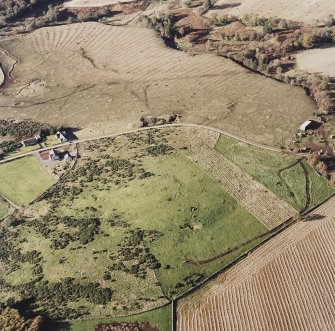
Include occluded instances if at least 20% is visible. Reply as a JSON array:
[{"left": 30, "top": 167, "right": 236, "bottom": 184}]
[{"left": 0, "top": 22, "right": 316, "bottom": 146}]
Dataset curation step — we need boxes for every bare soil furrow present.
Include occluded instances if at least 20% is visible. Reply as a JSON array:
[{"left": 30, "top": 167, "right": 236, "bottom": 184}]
[{"left": 178, "top": 196, "right": 335, "bottom": 331}]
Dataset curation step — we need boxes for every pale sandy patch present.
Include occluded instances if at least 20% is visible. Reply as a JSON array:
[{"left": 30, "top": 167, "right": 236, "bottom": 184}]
[
  {"left": 296, "top": 47, "right": 335, "bottom": 76},
  {"left": 208, "top": 0, "right": 335, "bottom": 24}
]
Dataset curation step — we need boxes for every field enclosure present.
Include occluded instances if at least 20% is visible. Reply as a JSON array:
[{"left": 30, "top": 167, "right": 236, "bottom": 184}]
[
  {"left": 51, "top": 304, "right": 172, "bottom": 331},
  {"left": 0, "top": 156, "right": 54, "bottom": 206},
  {"left": 187, "top": 130, "right": 296, "bottom": 229},
  {"left": 0, "top": 127, "right": 282, "bottom": 322},
  {"left": 208, "top": 0, "right": 335, "bottom": 24},
  {"left": 0, "top": 126, "right": 333, "bottom": 326},
  {"left": 177, "top": 195, "right": 335, "bottom": 331},
  {"left": 215, "top": 135, "right": 335, "bottom": 211},
  {"left": 0, "top": 22, "right": 317, "bottom": 147},
  {"left": 297, "top": 47, "right": 335, "bottom": 77}
]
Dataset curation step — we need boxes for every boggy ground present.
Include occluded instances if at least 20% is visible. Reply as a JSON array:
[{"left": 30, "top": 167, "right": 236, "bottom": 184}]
[{"left": 0, "top": 22, "right": 317, "bottom": 147}]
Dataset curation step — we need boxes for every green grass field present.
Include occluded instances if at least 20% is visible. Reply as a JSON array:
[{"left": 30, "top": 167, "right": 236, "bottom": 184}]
[
  {"left": 6, "top": 128, "right": 331, "bottom": 327},
  {"left": 49, "top": 304, "right": 172, "bottom": 331},
  {"left": 4, "top": 144, "right": 40, "bottom": 159},
  {"left": 305, "top": 160, "right": 335, "bottom": 208},
  {"left": 58, "top": 153, "right": 267, "bottom": 297},
  {"left": 215, "top": 136, "right": 335, "bottom": 210},
  {"left": 0, "top": 156, "right": 54, "bottom": 205},
  {"left": 0, "top": 199, "right": 8, "bottom": 219},
  {"left": 0, "top": 131, "right": 268, "bottom": 322},
  {"left": 45, "top": 135, "right": 61, "bottom": 147}
]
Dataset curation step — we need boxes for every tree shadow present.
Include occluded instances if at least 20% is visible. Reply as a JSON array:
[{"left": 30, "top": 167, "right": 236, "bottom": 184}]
[
  {"left": 211, "top": 2, "right": 241, "bottom": 10},
  {"left": 41, "top": 321, "right": 71, "bottom": 331},
  {"left": 302, "top": 214, "right": 326, "bottom": 222}
]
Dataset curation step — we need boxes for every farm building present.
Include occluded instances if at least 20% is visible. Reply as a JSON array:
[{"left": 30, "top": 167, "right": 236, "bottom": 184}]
[
  {"left": 299, "top": 120, "right": 321, "bottom": 131},
  {"left": 56, "top": 131, "right": 68, "bottom": 143},
  {"left": 49, "top": 149, "right": 60, "bottom": 161},
  {"left": 22, "top": 134, "right": 40, "bottom": 147},
  {"left": 64, "top": 152, "right": 73, "bottom": 161}
]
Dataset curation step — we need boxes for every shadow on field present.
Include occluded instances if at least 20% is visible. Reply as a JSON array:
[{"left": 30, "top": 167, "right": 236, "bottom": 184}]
[
  {"left": 302, "top": 214, "right": 326, "bottom": 222},
  {"left": 212, "top": 2, "right": 241, "bottom": 10},
  {"left": 67, "top": 127, "right": 81, "bottom": 141},
  {"left": 42, "top": 321, "right": 71, "bottom": 331}
]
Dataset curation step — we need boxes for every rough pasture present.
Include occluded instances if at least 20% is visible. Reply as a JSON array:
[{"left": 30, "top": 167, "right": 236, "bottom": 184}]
[
  {"left": 177, "top": 195, "right": 335, "bottom": 331},
  {"left": 65, "top": 304, "right": 171, "bottom": 331},
  {"left": 214, "top": 135, "right": 335, "bottom": 211},
  {"left": 0, "top": 22, "right": 316, "bottom": 147},
  {"left": 0, "top": 156, "right": 54, "bottom": 206},
  {"left": 187, "top": 130, "right": 296, "bottom": 229},
  {"left": 0, "top": 127, "right": 269, "bottom": 321},
  {"left": 0, "top": 197, "right": 10, "bottom": 219},
  {"left": 208, "top": 0, "right": 335, "bottom": 24},
  {"left": 297, "top": 47, "right": 335, "bottom": 77}
]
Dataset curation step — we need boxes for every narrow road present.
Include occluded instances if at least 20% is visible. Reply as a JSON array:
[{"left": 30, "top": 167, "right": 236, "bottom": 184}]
[{"left": 0, "top": 123, "right": 287, "bottom": 164}]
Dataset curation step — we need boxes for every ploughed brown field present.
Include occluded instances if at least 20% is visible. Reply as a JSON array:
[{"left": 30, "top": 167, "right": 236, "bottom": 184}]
[
  {"left": 177, "top": 195, "right": 335, "bottom": 331},
  {"left": 0, "top": 22, "right": 316, "bottom": 146}
]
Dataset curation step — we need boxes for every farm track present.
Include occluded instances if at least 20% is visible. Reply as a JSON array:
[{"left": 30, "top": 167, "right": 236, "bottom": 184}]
[
  {"left": 184, "top": 211, "right": 299, "bottom": 266},
  {"left": 187, "top": 130, "right": 296, "bottom": 229},
  {"left": 0, "top": 123, "right": 288, "bottom": 165},
  {"left": 177, "top": 195, "right": 335, "bottom": 331},
  {"left": 0, "top": 193, "right": 19, "bottom": 210},
  {"left": 277, "top": 159, "right": 302, "bottom": 208},
  {"left": 299, "top": 160, "right": 311, "bottom": 213},
  {"left": 277, "top": 158, "right": 311, "bottom": 213}
]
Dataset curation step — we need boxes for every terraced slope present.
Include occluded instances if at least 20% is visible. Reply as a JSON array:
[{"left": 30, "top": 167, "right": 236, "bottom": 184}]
[
  {"left": 0, "top": 22, "right": 316, "bottom": 146},
  {"left": 178, "top": 196, "right": 335, "bottom": 331},
  {"left": 187, "top": 130, "right": 296, "bottom": 229},
  {"left": 209, "top": 0, "right": 335, "bottom": 24}
]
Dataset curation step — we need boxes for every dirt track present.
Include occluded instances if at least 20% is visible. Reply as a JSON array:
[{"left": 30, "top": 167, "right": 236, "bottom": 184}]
[
  {"left": 0, "top": 123, "right": 289, "bottom": 165},
  {"left": 277, "top": 158, "right": 311, "bottom": 213}
]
